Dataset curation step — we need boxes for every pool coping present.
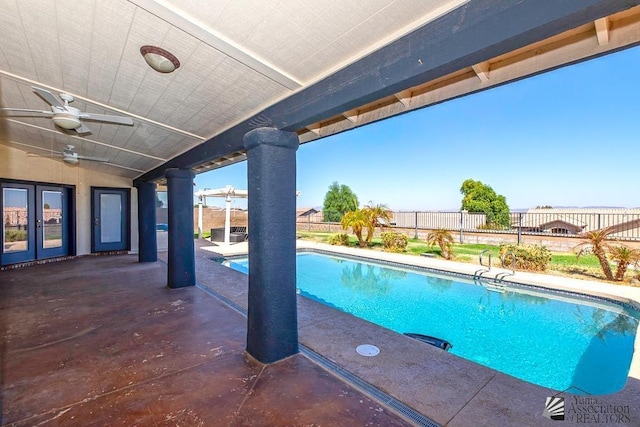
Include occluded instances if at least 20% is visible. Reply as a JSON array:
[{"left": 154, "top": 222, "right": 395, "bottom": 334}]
[{"left": 200, "top": 240, "right": 640, "bottom": 425}]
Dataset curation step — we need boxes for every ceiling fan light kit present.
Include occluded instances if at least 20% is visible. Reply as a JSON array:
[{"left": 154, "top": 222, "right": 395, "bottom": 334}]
[
  {"left": 0, "top": 87, "right": 134, "bottom": 135},
  {"left": 140, "top": 45, "right": 180, "bottom": 73},
  {"left": 26, "top": 144, "right": 109, "bottom": 165},
  {"left": 62, "top": 153, "right": 79, "bottom": 164},
  {"left": 62, "top": 144, "right": 109, "bottom": 165},
  {"left": 52, "top": 111, "right": 82, "bottom": 130}
]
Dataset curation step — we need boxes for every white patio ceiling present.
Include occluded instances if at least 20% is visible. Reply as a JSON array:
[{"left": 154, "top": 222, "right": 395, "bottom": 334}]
[{"left": 1, "top": 1, "right": 639, "bottom": 181}]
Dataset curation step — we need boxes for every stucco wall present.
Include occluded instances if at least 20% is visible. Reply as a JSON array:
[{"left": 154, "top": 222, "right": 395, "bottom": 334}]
[
  {"left": 0, "top": 144, "right": 137, "bottom": 256},
  {"left": 193, "top": 207, "right": 248, "bottom": 232}
]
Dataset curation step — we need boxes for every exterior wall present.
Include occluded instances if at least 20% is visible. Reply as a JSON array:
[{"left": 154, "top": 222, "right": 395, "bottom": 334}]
[
  {"left": 192, "top": 207, "right": 248, "bottom": 232},
  {"left": 155, "top": 207, "right": 249, "bottom": 233},
  {"left": 0, "top": 144, "right": 137, "bottom": 256}
]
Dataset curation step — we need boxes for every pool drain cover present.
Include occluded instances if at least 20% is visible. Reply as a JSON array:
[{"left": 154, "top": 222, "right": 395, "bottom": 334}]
[{"left": 356, "top": 344, "right": 380, "bottom": 356}]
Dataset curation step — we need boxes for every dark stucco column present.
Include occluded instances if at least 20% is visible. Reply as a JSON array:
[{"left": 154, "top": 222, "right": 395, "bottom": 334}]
[
  {"left": 244, "top": 127, "right": 299, "bottom": 364},
  {"left": 136, "top": 181, "right": 158, "bottom": 262},
  {"left": 165, "top": 168, "right": 195, "bottom": 288}
]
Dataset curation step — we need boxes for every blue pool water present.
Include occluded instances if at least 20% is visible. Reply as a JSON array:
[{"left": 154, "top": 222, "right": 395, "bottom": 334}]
[{"left": 225, "top": 252, "right": 639, "bottom": 394}]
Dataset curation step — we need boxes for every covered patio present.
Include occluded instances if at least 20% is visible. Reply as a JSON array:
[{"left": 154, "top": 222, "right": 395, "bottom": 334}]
[{"left": 3, "top": 0, "right": 640, "bottom": 425}]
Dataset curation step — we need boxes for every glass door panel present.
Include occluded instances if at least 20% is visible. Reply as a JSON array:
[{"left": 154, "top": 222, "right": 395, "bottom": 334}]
[
  {"left": 37, "top": 186, "right": 68, "bottom": 258},
  {"left": 42, "top": 190, "right": 63, "bottom": 249},
  {"left": 2, "top": 184, "right": 36, "bottom": 264},
  {"left": 3, "top": 188, "right": 29, "bottom": 253},
  {"left": 100, "top": 193, "right": 122, "bottom": 244}
]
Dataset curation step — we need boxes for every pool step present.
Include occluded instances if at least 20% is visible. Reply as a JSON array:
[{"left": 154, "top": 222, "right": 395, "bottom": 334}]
[{"left": 484, "top": 282, "right": 507, "bottom": 293}]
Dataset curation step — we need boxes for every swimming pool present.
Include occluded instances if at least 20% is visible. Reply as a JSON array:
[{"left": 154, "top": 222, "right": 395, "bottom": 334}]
[{"left": 224, "top": 251, "right": 639, "bottom": 395}]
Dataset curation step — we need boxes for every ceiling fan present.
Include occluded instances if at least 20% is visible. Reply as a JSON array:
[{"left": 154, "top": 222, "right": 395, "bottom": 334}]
[
  {"left": 0, "top": 86, "right": 133, "bottom": 135},
  {"left": 28, "top": 145, "right": 110, "bottom": 165}
]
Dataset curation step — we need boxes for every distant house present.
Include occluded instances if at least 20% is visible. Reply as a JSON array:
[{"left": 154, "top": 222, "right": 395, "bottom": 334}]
[
  {"left": 296, "top": 207, "right": 319, "bottom": 222},
  {"left": 516, "top": 208, "right": 640, "bottom": 238},
  {"left": 517, "top": 216, "right": 586, "bottom": 234}
]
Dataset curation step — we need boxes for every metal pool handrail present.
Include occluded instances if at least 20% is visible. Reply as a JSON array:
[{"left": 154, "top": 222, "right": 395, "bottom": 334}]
[
  {"left": 495, "top": 250, "right": 516, "bottom": 282},
  {"left": 474, "top": 250, "right": 492, "bottom": 279}
]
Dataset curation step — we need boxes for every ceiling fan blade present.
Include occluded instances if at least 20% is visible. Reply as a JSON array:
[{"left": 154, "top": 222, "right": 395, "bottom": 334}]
[
  {"left": 74, "top": 123, "right": 92, "bottom": 135},
  {"left": 0, "top": 108, "right": 53, "bottom": 116},
  {"left": 80, "top": 113, "right": 133, "bottom": 126},
  {"left": 76, "top": 155, "right": 110, "bottom": 163},
  {"left": 27, "top": 150, "right": 63, "bottom": 160},
  {"left": 32, "top": 86, "right": 64, "bottom": 108}
]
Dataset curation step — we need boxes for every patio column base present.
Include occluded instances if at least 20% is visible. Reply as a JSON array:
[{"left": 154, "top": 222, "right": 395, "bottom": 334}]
[
  {"left": 166, "top": 168, "right": 195, "bottom": 288},
  {"left": 244, "top": 127, "right": 299, "bottom": 364}
]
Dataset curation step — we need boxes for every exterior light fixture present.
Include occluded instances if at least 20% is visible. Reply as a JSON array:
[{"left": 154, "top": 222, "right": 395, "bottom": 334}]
[{"left": 140, "top": 45, "right": 180, "bottom": 73}]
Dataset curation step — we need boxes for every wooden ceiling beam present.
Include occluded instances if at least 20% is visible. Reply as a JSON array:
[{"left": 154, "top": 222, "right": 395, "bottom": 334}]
[
  {"left": 472, "top": 61, "right": 491, "bottom": 82},
  {"left": 342, "top": 108, "right": 359, "bottom": 123},
  {"left": 595, "top": 17, "right": 610, "bottom": 45}
]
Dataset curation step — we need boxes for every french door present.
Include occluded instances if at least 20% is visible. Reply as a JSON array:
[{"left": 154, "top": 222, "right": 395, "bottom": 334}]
[
  {"left": 91, "top": 188, "right": 130, "bottom": 252},
  {"left": 1, "top": 183, "right": 70, "bottom": 265}
]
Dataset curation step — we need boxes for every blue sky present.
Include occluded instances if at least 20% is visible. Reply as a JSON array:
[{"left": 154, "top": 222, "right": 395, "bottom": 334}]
[{"left": 195, "top": 46, "right": 640, "bottom": 211}]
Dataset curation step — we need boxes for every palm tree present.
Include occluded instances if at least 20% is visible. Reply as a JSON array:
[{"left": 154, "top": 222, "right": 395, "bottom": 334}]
[
  {"left": 574, "top": 227, "right": 615, "bottom": 281},
  {"left": 341, "top": 207, "right": 369, "bottom": 247},
  {"left": 426, "top": 228, "right": 454, "bottom": 260},
  {"left": 363, "top": 202, "right": 392, "bottom": 244},
  {"left": 608, "top": 245, "right": 640, "bottom": 281}
]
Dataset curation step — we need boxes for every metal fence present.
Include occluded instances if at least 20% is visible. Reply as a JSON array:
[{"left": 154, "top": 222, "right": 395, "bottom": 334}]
[{"left": 297, "top": 210, "right": 640, "bottom": 242}]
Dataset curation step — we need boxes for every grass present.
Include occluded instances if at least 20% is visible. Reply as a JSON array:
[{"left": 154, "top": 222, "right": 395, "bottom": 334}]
[
  {"left": 296, "top": 231, "right": 632, "bottom": 284},
  {"left": 549, "top": 253, "right": 604, "bottom": 280}
]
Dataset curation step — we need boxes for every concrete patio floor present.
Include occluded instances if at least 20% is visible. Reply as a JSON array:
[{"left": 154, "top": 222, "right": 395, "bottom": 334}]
[
  {"left": 2, "top": 239, "right": 640, "bottom": 426},
  {"left": 0, "top": 253, "right": 410, "bottom": 426}
]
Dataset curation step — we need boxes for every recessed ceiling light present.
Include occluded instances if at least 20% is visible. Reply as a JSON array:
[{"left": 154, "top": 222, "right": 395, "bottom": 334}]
[{"left": 140, "top": 45, "right": 180, "bottom": 73}]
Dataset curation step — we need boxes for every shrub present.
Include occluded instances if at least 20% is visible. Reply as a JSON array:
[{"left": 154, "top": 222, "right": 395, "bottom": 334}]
[
  {"left": 328, "top": 233, "right": 350, "bottom": 246},
  {"left": 5, "top": 230, "right": 27, "bottom": 242},
  {"left": 381, "top": 232, "right": 408, "bottom": 253},
  {"left": 478, "top": 223, "right": 508, "bottom": 230},
  {"left": 498, "top": 243, "right": 551, "bottom": 272},
  {"left": 426, "top": 228, "right": 454, "bottom": 260}
]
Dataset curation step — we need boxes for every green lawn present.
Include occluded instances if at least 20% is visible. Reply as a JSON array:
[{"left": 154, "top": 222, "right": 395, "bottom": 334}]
[{"left": 296, "top": 231, "right": 615, "bottom": 282}]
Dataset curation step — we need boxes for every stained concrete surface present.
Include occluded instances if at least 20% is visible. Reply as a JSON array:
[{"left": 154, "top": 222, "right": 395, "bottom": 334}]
[
  {"left": 0, "top": 254, "right": 410, "bottom": 426},
  {"left": 4, "top": 240, "right": 640, "bottom": 426},
  {"left": 200, "top": 240, "right": 640, "bottom": 426}
]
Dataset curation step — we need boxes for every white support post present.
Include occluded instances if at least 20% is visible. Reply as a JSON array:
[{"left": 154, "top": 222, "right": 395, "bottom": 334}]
[
  {"left": 198, "top": 196, "right": 204, "bottom": 239},
  {"left": 224, "top": 195, "right": 231, "bottom": 245}
]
